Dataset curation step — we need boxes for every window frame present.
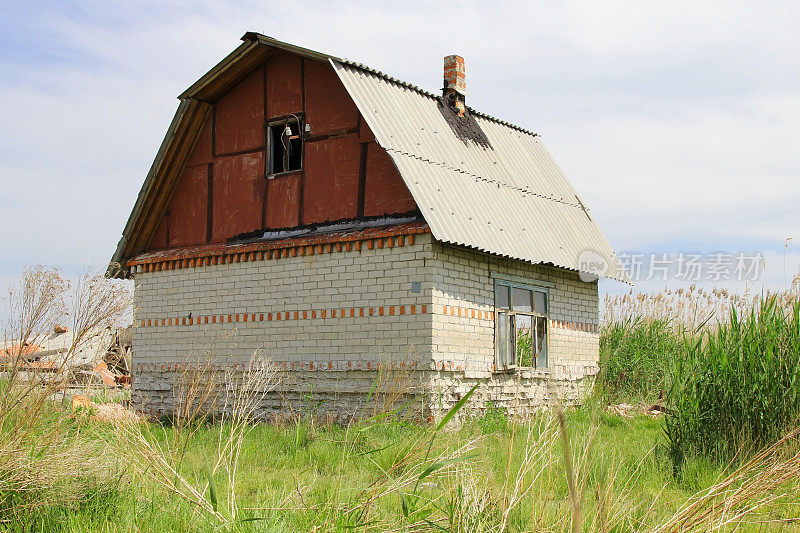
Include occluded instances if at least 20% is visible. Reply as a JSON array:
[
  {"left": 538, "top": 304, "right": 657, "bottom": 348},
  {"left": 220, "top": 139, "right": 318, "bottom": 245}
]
[
  {"left": 494, "top": 279, "right": 550, "bottom": 372},
  {"left": 266, "top": 114, "right": 304, "bottom": 179}
]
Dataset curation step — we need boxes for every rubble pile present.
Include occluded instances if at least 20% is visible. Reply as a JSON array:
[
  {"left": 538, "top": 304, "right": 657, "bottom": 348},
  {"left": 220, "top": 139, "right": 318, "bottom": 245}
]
[
  {"left": 0, "top": 326, "right": 132, "bottom": 388},
  {"left": 607, "top": 401, "right": 666, "bottom": 419}
]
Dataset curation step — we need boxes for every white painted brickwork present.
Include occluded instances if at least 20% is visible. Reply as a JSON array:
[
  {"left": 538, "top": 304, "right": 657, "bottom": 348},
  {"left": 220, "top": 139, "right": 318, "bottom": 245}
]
[
  {"left": 134, "top": 237, "right": 433, "bottom": 362},
  {"left": 131, "top": 234, "right": 600, "bottom": 419},
  {"left": 132, "top": 235, "right": 434, "bottom": 419},
  {"left": 426, "top": 242, "right": 600, "bottom": 416}
]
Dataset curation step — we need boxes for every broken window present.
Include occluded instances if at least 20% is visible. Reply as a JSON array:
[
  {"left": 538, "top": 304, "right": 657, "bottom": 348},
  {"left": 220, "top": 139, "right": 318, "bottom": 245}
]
[
  {"left": 267, "top": 116, "right": 303, "bottom": 176},
  {"left": 495, "top": 281, "right": 548, "bottom": 370}
]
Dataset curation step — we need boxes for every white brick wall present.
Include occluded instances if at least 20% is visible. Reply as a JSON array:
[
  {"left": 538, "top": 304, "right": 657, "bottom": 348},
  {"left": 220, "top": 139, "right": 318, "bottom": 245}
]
[
  {"left": 429, "top": 242, "right": 599, "bottom": 371},
  {"left": 426, "top": 242, "right": 600, "bottom": 416},
  {"left": 133, "top": 235, "right": 434, "bottom": 366},
  {"left": 131, "top": 234, "right": 600, "bottom": 419}
]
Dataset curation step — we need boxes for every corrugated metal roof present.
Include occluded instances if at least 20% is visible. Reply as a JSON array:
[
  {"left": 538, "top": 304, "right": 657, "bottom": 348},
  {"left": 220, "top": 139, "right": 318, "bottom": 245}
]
[{"left": 332, "top": 60, "right": 628, "bottom": 282}]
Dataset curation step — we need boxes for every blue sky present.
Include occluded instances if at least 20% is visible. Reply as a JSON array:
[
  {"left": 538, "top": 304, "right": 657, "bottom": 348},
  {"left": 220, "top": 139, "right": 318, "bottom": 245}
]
[{"left": 1, "top": 0, "right": 799, "bottom": 297}]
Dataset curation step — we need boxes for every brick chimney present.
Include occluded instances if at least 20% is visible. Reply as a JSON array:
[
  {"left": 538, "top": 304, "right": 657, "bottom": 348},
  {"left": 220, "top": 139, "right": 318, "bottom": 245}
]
[{"left": 443, "top": 55, "right": 466, "bottom": 116}]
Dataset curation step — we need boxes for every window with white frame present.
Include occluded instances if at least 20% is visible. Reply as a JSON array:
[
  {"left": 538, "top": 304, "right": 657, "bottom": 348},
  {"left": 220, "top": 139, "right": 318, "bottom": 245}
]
[{"left": 495, "top": 281, "right": 548, "bottom": 369}]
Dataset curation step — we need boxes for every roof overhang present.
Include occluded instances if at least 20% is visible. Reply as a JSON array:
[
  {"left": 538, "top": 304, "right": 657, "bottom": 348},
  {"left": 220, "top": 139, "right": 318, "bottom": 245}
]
[
  {"left": 180, "top": 33, "right": 342, "bottom": 102},
  {"left": 107, "top": 99, "right": 211, "bottom": 278},
  {"left": 331, "top": 60, "right": 631, "bottom": 283}
]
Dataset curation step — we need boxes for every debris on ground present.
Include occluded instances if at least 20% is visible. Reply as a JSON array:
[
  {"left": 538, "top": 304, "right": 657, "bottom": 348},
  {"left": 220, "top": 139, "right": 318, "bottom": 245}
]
[
  {"left": 607, "top": 403, "right": 636, "bottom": 418},
  {"left": 607, "top": 402, "right": 666, "bottom": 419},
  {"left": 71, "top": 393, "right": 141, "bottom": 423},
  {"left": 644, "top": 402, "right": 667, "bottom": 418},
  {"left": 1, "top": 325, "right": 132, "bottom": 388}
]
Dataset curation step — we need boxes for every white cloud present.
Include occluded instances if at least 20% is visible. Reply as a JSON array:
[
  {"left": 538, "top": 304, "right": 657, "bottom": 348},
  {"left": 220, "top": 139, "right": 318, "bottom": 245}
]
[{"left": 552, "top": 93, "right": 800, "bottom": 249}]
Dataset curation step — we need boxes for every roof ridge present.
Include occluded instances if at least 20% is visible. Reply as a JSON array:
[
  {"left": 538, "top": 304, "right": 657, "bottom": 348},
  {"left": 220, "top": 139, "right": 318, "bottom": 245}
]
[
  {"left": 335, "top": 59, "right": 539, "bottom": 137},
  {"left": 239, "top": 33, "right": 538, "bottom": 137}
]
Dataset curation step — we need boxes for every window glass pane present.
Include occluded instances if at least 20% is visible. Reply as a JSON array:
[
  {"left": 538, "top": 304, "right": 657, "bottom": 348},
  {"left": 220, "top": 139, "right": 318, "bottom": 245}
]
[
  {"left": 533, "top": 291, "right": 547, "bottom": 315},
  {"left": 496, "top": 311, "right": 510, "bottom": 368},
  {"left": 511, "top": 287, "right": 532, "bottom": 312},
  {"left": 514, "top": 314, "right": 533, "bottom": 367},
  {"left": 535, "top": 316, "right": 547, "bottom": 368},
  {"left": 495, "top": 285, "right": 510, "bottom": 309}
]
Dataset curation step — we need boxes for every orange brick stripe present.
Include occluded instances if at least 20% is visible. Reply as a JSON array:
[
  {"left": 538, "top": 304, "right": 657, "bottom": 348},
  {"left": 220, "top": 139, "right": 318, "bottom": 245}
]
[
  {"left": 440, "top": 305, "right": 597, "bottom": 333},
  {"left": 433, "top": 360, "right": 494, "bottom": 372},
  {"left": 127, "top": 222, "right": 430, "bottom": 271},
  {"left": 137, "top": 306, "right": 599, "bottom": 333},
  {"left": 441, "top": 305, "right": 495, "bottom": 321},
  {"left": 134, "top": 360, "right": 595, "bottom": 376},
  {"left": 550, "top": 320, "right": 599, "bottom": 334},
  {"left": 139, "top": 304, "right": 430, "bottom": 328}
]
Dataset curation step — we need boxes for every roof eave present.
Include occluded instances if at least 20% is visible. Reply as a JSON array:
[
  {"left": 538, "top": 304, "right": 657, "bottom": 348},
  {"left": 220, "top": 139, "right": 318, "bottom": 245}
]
[
  {"left": 106, "top": 99, "right": 212, "bottom": 278},
  {"left": 178, "top": 40, "right": 258, "bottom": 101}
]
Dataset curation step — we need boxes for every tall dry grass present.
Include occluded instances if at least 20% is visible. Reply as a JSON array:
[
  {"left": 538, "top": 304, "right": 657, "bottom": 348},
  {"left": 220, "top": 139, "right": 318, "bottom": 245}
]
[
  {"left": 0, "top": 266, "right": 131, "bottom": 520},
  {"left": 114, "top": 351, "right": 279, "bottom": 525},
  {"left": 603, "top": 283, "right": 799, "bottom": 332},
  {"left": 655, "top": 427, "right": 800, "bottom": 532}
]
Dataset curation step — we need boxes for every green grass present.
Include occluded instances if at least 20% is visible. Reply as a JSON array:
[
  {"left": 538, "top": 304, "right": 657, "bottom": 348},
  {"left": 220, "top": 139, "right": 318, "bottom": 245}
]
[
  {"left": 3, "top": 275, "right": 800, "bottom": 530},
  {"left": 7, "top": 405, "right": 788, "bottom": 532},
  {"left": 598, "top": 295, "right": 800, "bottom": 469}
]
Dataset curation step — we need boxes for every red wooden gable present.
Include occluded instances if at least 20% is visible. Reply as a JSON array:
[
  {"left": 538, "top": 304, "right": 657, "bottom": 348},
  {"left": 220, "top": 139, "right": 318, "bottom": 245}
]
[{"left": 149, "top": 52, "right": 416, "bottom": 252}]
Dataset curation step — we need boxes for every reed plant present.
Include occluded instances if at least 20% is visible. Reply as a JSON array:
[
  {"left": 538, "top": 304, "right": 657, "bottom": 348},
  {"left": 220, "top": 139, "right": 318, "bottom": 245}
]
[
  {"left": 664, "top": 296, "right": 800, "bottom": 468},
  {"left": 600, "top": 282, "right": 800, "bottom": 471},
  {"left": 598, "top": 317, "right": 681, "bottom": 402}
]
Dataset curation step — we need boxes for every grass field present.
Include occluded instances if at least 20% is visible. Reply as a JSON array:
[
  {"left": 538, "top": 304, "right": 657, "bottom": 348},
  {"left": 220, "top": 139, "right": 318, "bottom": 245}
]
[
  {"left": 0, "top": 404, "right": 722, "bottom": 532},
  {"left": 5, "top": 396, "right": 800, "bottom": 532}
]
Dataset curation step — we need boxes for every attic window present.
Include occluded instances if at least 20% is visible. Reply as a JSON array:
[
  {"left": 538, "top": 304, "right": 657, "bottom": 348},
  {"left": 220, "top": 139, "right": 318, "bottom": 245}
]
[{"left": 267, "top": 116, "right": 303, "bottom": 176}]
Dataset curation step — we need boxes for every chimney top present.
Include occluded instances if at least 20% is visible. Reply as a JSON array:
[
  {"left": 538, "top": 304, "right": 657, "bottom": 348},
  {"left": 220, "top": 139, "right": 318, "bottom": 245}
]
[{"left": 443, "top": 55, "right": 466, "bottom": 116}]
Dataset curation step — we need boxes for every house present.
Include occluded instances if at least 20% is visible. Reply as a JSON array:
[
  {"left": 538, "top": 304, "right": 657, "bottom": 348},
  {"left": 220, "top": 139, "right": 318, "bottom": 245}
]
[{"left": 108, "top": 33, "right": 627, "bottom": 420}]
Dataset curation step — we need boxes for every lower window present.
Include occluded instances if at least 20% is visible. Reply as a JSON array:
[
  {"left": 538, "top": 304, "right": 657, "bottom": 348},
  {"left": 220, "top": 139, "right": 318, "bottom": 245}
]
[{"left": 495, "top": 281, "right": 548, "bottom": 369}]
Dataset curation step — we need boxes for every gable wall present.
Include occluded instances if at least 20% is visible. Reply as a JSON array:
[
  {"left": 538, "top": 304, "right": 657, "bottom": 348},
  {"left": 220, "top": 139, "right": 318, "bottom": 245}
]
[{"left": 148, "top": 53, "right": 415, "bottom": 252}]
